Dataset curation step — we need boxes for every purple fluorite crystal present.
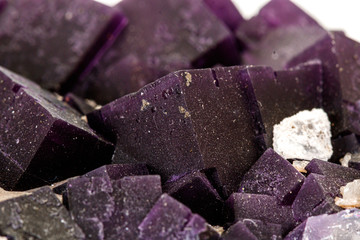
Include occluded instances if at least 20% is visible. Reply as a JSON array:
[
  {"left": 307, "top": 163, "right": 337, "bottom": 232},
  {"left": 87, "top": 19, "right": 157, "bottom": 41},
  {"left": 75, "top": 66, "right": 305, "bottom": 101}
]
[
  {"left": 163, "top": 170, "right": 224, "bottom": 225},
  {"left": 87, "top": 67, "right": 265, "bottom": 194},
  {"left": 287, "top": 32, "right": 360, "bottom": 135},
  {"left": 223, "top": 219, "right": 283, "bottom": 240},
  {"left": 0, "top": 0, "right": 126, "bottom": 91},
  {"left": 239, "top": 148, "right": 305, "bottom": 205},
  {"left": 226, "top": 193, "right": 296, "bottom": 232},
  {"left": 138, "top": 194, "right": 211, "bottom": 240},
  {"left": 73, "top": 0, "right": 239, "bottom": 104},
  {"left": 292, "top": 173, "right": 345, "bottom": 221},
  {"left": 305, "top": 158, "right": 360, "bottom": 182},
  {"left": 0, "top": 67, "right": 114, "bottom": 190},
  {"left": 203, "top": 0, "right": 244, "bottom": 32},
  {"left": 67, "top": 175, "right": 162, "bottom": 239},
  {"left": 241, "top": 60, "right": 323, "bottom": 147}
]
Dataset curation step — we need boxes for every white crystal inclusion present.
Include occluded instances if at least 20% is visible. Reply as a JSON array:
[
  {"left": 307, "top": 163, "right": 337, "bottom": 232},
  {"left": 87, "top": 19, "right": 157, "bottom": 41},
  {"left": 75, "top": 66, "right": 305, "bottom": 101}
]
[{"left": 273, "top": 108, "right": 333, "bottom": 161}]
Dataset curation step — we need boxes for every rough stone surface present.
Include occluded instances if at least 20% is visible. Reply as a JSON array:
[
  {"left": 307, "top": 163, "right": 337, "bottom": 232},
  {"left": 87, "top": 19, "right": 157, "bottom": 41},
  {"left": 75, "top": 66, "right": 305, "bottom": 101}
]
[
  {"left": 239, "top": 148, "right": 305, "bottom": 205},
  {"left": 273, "top": 108, "right": 333, "bottom": 161},
  {"left": 243, "top": 61, "right": 323, "bottom": 148},
  {"left": 163, "top": 170, "right": 224, "bottom": 225},
  {"left": 292, "top": 173, "right": 345, "bottom": 221},
  {"left": 0, "top": 0, "right": 126, "bottom": 91},
  {"left": 138, "top": 194, "right": 210, "bottom": 240},
  {"left": 87, "top": 67, "right": 265, "bottom": 194},
  {"left": 226, "top": 193, "right": 296, "bottom": 233},
  {"left": 335, "top": 179, "right": 360, "bottom": 208},
  {"left": 285, "top": 209, "right": 360, "bottom": 240},
  {"left": 0, "top": 187, "right": 85, "bottom": 240},
  {"left": 305, "top": 158, "right": 360, "bottom": 182},
  {"left": 0, "top": 66, "right": 114, "bottom": 190},
  {"left": 67, "top": 175, "right": 162, "bottom": 240}
]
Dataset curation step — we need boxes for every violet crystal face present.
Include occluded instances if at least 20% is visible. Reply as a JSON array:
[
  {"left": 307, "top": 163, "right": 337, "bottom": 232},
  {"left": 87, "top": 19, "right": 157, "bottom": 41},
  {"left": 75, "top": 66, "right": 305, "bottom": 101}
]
[
  {"left": 0, "top": 66, "right": 114, "bottom": 190},
  {"left": 239, "top": 148, "right": 305, "bottom": 205},
  {"left": 72, "top": 0, "right": 239, "bottom": 104},
  {"left": 87, "top": 66, "right": 265, "bottom": 194},
  {"left": 67, "top": 174, "right": 162, "bottom": 240},
  {"left": 0, "top": 0, "right": 126, "bottom": 92}
]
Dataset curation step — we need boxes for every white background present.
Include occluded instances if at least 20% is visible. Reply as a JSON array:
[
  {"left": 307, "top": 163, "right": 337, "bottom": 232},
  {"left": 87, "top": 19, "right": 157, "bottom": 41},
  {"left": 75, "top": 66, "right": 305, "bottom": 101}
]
[{"left": 96, "top": 0, "right": 360, "bottom": 42}]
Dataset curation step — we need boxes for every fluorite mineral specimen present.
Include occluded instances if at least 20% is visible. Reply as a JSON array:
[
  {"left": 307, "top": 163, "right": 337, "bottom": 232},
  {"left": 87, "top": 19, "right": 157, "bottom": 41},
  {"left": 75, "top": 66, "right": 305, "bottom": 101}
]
[
  {"left": 0, "top": 66, "right": 114, "bottom": 190},
  {"left": 0, "top": 0, "right": 126, "bottom": 91},
  {"left": 73, "top": 0, "right": 239, "bottom": 103},
  {"left": 88, "top": 67, "right": 265, "bottom": 194}
]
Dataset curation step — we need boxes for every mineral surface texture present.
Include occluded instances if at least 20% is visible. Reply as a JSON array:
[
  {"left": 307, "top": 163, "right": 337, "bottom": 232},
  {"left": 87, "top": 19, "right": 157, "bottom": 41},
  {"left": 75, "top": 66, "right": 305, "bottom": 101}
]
[
  {"left": 67, "top": 174, "right": 162, "bottom": 239},
  {"left": 87, "top": 67, "right": 265, "bottom": 194},
  {"left": 0, "top": 0, "right": 126, "bottom": 91},
  {"left": 138, "top": 194, "right": 211, "bottom": 240},
  {"left": 236, "top": 0, "right": 326, "bottom": 69},
  {"left": 73, "top": 0, "right": 239, "bottom": 104},
  {"left": 0, "top": 187, "right": 85, "bottom": 240},
  {"left": 0, "top": 66, "right": 114, "bottom": 190},
  {"left": 239, "top": 148, "right": 305, "bottom": 205},
  {"left": 240, "top": 60, "right": 323, "bottom": 147},
  {"left": 292, "top": 173, "right": 345, "bottom": 221},
  {"left": 226, "top": 193, "right": 296, "bottom": 232},
  {"left": 273, "top": 108, "right": 333, "bottom": 161},
  {"left": 285, "top": 209, "right": 360, "bottom": 240}
]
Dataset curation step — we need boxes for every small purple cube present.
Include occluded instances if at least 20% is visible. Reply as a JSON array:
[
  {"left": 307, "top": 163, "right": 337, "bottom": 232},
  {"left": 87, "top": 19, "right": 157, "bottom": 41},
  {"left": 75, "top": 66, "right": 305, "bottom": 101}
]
[
  {"left": 292, "top": 173, "right": 344, "bottom": 221},
  {"left": 138, "top": 194, "right": 211, "bottom": 240},
  {"left": 239, "top": 148, "right": 305, "bottom": 205}
]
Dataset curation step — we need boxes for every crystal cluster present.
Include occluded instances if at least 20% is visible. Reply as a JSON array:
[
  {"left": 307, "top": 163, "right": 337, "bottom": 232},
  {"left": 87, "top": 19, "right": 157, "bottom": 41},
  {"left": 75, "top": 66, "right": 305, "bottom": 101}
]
[{"left": 0, "top": 0, "right": 359, "bottom": 239}]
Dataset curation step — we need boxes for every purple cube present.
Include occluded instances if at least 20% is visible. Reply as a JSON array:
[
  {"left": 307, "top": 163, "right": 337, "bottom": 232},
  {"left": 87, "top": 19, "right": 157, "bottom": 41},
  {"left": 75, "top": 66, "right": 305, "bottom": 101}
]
[
  {"left": 84, "top": 163, "right": 149, "bottom": 180},
  {"left": 239, "top": 148, "right": 305, "bottom": 205},
  {"left": 67, "top": 175, "right": 162, "bottom": 239},
  {"left": 226, "top": 193, "right": 296, "bottom": 232},
  {"left": 223, "top": 219, "right": 284, "bottom": 240},
  {"left": 287, "top": 32, "right": 360, "bottom": 135},
  {"left": 72, "top": 0, "right": 239, "bottom": 103},
  {"left": 0, "top": 67, "right": 114, "bottom": 190},
  {"left": 240, "top": 60, "right": 323, "bottom": 147},
  {"left": 87, "top": 67, "right": 265, "bottom": 194},
  {"left": 305, "top": 159, "right": 360, "bottom": 182},
  {"left": 163, "top": 170, "right": 224, "bottom": 225},
  {"left": 138, "top": 194, "right": 211, "bottom": 240},
  {"left": 292, "top": 173, "right": 344, "bottom": 221},
  {"left": 0, "top": 187, "right": 84, "bottom": 239},
  {"left": 0, "top": 0, "right": 126, "bottom": 91}
]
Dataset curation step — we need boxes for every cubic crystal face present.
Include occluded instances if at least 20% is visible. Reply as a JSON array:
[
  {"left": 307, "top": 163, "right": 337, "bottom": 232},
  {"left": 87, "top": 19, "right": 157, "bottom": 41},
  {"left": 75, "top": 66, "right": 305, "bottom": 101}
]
[
  {"left": 73, "top": 0, "right": 239, "bottom": 103},
  {"left": 0, "top": 0, "right": 126, "bottom": 91},
  {"left": 239, "top": 148, "right": 305, "bottom": 204},
  {"left": 273, "top": 108, "right": 333, "bottom": 161},
  {"left": 0, "top": 66, "right": 114, "bottom": 190},
  {"left": 88, "top": 67, "right": 265, "bottom": 194}
]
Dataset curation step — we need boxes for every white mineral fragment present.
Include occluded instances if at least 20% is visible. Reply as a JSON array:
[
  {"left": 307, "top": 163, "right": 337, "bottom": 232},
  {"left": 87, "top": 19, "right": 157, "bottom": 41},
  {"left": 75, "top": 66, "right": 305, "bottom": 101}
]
[
  {"left": 335, "top": 179, "right": 360, "bottom": 208},
  {"left": 273, "top": 108, "right": 333, "bottom": 161}
]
